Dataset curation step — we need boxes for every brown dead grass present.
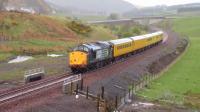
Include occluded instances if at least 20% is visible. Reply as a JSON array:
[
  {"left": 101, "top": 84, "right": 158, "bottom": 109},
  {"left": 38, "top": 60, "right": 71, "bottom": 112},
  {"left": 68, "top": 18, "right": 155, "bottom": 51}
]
[
  {"left": 185, "top": 93, "right": 200, "bottom": 108},
  {"left": 0, "top": 11, "right": 78, "bottom": 41}
]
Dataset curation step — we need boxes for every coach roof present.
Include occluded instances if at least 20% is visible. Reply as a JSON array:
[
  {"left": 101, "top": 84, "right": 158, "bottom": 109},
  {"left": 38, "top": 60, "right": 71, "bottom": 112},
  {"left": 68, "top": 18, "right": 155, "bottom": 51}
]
[{"left": 109, "top": 38, "right": 132, "bottom": 45}]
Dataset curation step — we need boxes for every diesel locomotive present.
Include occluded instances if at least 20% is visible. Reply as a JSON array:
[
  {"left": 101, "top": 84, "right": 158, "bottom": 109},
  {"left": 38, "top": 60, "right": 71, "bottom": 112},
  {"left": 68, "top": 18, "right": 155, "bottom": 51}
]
[{"left": 69, "top": 31, "right": 164, "bottom": 73}]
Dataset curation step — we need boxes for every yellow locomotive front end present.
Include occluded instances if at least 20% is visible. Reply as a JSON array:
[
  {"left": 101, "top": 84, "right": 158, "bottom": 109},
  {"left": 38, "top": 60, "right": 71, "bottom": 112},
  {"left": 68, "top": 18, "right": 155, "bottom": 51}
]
[{"left": 69, "top": 51, "right": 88, "bottom": 72}]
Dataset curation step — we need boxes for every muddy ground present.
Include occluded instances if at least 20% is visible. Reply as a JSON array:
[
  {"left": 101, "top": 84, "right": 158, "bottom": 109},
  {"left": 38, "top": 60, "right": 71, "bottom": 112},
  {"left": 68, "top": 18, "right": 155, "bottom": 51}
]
[{"left": 0, "top": 28, "right": 195, "bottom": 112}]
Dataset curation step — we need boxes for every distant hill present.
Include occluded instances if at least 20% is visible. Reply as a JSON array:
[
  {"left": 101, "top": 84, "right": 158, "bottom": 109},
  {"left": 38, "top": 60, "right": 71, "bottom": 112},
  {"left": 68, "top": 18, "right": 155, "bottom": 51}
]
[
  {"left": 124, "top": 3, "right": 200, "bottom": 17},
  {"left": 45, "top": 0, "right": 137, "bottom": 15},
  {"left": 0, "top": 0, "right": 53, "bottom": 14},
  {"left": 0, "top": 0, "right": 137, "bottom": 16}
]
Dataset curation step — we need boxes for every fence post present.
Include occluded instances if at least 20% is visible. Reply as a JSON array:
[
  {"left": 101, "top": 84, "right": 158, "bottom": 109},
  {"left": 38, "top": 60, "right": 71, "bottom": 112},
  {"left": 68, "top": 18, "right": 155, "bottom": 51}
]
[
  {"left": 146, "top": 75, "right": 148, "bottom": 85},
  {"left": 101, "top": 86, "right": 104, "bottom": 99},
  {"left": 97, "top": 94, "right": 100, "bottom": 112},
  {"left": 124, "top": 90, "right": 126, "bottom": 103},
  {"left": 70, "top": 82, "right": 73, "bottom": 95},
  {"left": 140, "top": 79, "right": 142, "bottom": 89},
  {"left": 149, "top": 74, "right": 151, "bottom": 82},
  {"left": 132, "top": 83, "right": 134, "bottom": 101},
  {"left": 150, "top": 74, "right": 152, "bottom": 82},
  {"left": 80, "top": 78, "right": 83, "bottom": 91},
  {"left": 76, "top": 83, "right": 79, "bottom": 95},
  {"left": 104, "top": 99, "right": 107, "bottom": 112},
  {"left": 115, "top": 95, "right": 118, "bottom": 110},
  {"left": 86, "top": 86, "right": 89, "bottom": 99}
]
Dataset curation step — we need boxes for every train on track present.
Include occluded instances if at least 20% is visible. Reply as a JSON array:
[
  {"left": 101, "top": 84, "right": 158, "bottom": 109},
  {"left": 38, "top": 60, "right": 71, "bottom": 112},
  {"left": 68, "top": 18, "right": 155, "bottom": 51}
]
[{"left": 69, "top": 31, "right": 164, "bottom": 73}]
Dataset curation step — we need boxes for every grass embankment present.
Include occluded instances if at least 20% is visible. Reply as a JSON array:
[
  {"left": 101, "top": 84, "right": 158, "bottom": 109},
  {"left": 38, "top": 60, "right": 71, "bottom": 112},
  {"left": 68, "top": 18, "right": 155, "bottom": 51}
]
[
  {"left": 0, "top": 12, "right": 116, "bottom": 61},
  {"left": 138, "top": 17, "right": 200, "bottom": 108}
]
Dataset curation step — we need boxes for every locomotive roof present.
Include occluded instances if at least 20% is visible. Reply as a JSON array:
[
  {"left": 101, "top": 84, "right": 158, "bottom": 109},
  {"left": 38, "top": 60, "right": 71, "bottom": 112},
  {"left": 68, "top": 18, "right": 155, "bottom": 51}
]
[
  {"left": 83, "top": 42, "right": 110, "bottom": 51},
  {"left": 109, "top": 38, "right": 132, "bottom": 45},
  {"left": 83, "top": 43, "right": 101, "bottom": 51},
  {"left": 145, "top": 31, "right": 163, "bottom": 37},
  {"left": 154, "top": 31, "right": 164, "bottom": 35},
  {"left": 96, "top": 41, "right": 111, "bottom": 47},
  {"left": 129, "top": 35, "right": 145, "bottom": 40}
]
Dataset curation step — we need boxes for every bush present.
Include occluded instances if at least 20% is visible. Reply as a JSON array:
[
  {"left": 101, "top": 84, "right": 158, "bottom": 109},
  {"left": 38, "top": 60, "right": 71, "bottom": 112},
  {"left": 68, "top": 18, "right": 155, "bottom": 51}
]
[
  {"left": 105, "top": 24, "right": 147, "bottom": 38},
  {"left": 132, "top": 27, "right": 141, "bottom": 35},
  {"left": 67, "top": 20, "right": 92, "bottom": 35}
]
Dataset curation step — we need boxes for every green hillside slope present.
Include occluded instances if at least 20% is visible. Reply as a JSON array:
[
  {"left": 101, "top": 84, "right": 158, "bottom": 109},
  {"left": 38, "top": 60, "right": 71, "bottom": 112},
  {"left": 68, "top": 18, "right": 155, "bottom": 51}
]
[
  {"left": 0, "top": 12, "right": 116, "bottom": 61},
  {"left": 138, "top": 17, "right": 200, "bottom": 108}
]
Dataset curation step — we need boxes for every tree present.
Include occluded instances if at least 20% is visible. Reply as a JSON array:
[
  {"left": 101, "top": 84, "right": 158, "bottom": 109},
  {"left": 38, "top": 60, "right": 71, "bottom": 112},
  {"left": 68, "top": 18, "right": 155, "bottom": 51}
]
[
  {"left": 0, "top": 0, "right": 6, "bottom": 10},
  {"left": 107, "top": 13, "right": 119, "bottom": 20}
]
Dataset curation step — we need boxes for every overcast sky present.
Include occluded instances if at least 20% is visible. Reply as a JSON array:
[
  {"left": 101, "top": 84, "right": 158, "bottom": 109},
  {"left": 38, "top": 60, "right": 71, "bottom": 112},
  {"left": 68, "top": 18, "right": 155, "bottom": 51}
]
[{"left": 124, "top": 0, "right": 200, "bottom": 7}]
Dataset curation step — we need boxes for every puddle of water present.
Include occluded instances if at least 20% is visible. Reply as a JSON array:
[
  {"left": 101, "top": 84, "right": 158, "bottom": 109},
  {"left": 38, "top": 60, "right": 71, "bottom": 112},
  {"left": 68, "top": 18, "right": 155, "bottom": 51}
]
[
  {"left": 139, "top": 102, "right": 154, "bottom": 106},
  {"left": 8, "top": 56, "right": 33, "bottom": 64},
  {"left": 47, "top": 54, "right": 64, "bottom": 57}
]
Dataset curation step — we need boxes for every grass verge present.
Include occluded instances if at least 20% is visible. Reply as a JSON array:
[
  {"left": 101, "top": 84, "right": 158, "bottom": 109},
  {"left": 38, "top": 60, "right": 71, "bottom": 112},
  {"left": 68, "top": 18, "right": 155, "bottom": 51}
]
[{"left": 138, "top": 17, "right": 200, "bottom": 108}]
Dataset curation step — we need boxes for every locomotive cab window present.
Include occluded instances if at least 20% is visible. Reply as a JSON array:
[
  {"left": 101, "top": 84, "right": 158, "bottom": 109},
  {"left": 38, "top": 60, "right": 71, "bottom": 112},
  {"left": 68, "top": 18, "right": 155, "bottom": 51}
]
[{"left": 74, "top": 45, "right": 89, "bottom": 52}]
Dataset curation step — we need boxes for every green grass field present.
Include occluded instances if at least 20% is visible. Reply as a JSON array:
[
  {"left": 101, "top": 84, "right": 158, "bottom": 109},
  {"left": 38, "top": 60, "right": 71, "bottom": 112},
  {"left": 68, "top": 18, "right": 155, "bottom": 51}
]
[{"left": 138, "top": 17, "right": 200, "bottom": 107}]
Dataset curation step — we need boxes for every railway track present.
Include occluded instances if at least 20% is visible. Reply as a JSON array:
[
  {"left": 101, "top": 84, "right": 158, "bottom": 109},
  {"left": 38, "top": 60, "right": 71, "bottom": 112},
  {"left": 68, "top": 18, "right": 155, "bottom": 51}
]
[
  {"left": 0, "top": 72, "right": 72, "bottom": 105},
  {"left": 0, "top": 51, "right": 145, "bottom": 106},
  {"left": 0, "top": 32, "right": 168, "bottom": 107}
]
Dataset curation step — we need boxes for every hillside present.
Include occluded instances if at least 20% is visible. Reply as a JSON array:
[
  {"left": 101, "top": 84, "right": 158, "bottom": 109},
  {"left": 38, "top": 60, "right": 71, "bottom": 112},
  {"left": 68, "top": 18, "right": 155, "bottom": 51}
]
[
  {"left": 139, "top": 17, "right": 200, "bottom": 108},
  {"left": 124, "top": 3, "right": 200, "bottom": 17},
  {"left": 0, "top": 12, "right": 116, "bottom": 61},
  {"left": 46, "top": 0, "right": 137, "bottom": 15},
  {"left": 0, "top": 0, "right": 53, "bottom": 14}
]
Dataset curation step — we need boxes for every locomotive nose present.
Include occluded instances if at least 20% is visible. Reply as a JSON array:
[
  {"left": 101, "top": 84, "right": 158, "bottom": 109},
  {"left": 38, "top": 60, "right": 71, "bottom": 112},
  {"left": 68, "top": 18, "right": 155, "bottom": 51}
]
[{"left": 69, "top": 51, "right": 88, "bottom": 68}]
